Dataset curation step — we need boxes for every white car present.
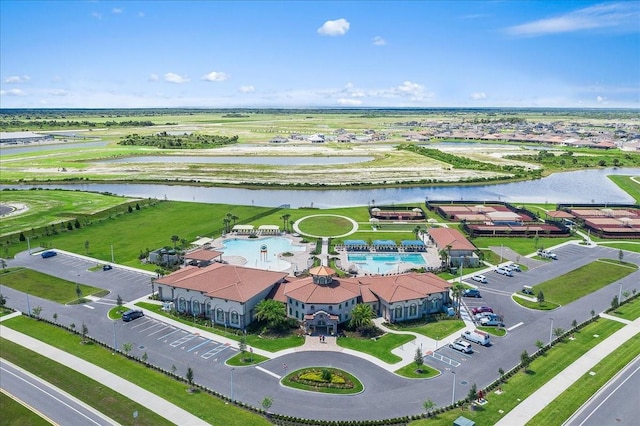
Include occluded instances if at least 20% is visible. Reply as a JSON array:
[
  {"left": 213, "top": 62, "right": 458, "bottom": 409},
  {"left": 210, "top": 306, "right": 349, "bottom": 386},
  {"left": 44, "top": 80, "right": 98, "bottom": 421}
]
[
  {"left": 495, "top": 267, "right": 513, "bottom": 276},
  {"left": 505, "top": 263, "right": 521, "bottom": 272},
  {"left": 449, "top": 339, "right": 473, "bottom": 354},
  {"left": 471, "top": 274, "right": 487, "bottom": 283}
]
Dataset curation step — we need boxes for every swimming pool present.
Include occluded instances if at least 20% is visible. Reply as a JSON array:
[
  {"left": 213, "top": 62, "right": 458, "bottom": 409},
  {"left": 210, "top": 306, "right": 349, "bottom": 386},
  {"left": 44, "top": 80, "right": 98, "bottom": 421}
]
[
  {"left": 219, "top": 237, "right": 305, "bottom": 271},
  {"left": 347, "top": 253, "right": 427, "bottom": 275}
]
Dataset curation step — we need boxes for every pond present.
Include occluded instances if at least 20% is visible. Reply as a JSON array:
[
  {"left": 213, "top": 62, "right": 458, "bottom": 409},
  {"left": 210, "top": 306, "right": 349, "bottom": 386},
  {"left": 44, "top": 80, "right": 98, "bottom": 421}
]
[
  {"left": 2, "top": 167, "right": 638, "bottom": 208},
  {"left": 97, "top": 156, "right": 375, "bottom": 165}
]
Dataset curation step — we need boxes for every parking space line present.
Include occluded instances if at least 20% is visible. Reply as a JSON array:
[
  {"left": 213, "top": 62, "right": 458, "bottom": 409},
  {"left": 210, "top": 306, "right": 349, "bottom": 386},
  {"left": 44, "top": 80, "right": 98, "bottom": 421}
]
[
  {"left": 187, "top": 339, "right": 211, "bottom": 353},
  {"left": 139, "top": 323, "right": 164, "bottom": 333},
  {"left": 130, "top": 320, "right": 152, "bottom": 329},
  {"left": 170, "top": 334, "right": 197, "bottom": 347},
  {"left": 427, "top": 351, "right": 461, "bottom": 367},
  {"left": 148, "top": 326, "right": 172, "bottom": 337},
  {"left": 82, "top": 305, "right": 94, "bottom": 310},
  {"left": 157, "top": 329, "right": 181, "bottom": 340},
  {"left": 201, "top": 343, "right": 230, "bottom": 359},
  {"left": 508, "top": 322, "right": 523, "bottom": 331}
]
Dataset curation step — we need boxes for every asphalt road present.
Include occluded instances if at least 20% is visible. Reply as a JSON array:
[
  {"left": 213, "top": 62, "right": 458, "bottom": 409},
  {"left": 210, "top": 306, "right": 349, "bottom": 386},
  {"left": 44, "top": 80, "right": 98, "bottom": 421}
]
[
  {"left": 1, "top": 243, "right": 639, "bottom": 421},
  {"left": 564, "top": 356, "right": 640, "bottom": 426},
  {"left": 0, "top": 359, "right": 117, "bottom": 426}
]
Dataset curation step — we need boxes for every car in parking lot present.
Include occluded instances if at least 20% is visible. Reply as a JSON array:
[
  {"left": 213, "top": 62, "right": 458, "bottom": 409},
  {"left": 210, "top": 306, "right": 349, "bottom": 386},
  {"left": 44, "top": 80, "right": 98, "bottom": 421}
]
[
  {"left": 505, "top": 263, "right": 521, "bottom": 272},
  {"left": 537, "top": 249, "right": 557, "bottom": 260},
  {"left": 474, "top": 311, "right": 495, "bottom": 321},
  {"left": 449, "top": 339, "right": 473, "bottom": 354},
  {"left": 40, "top": 251, "right": 57, "bottom": 258},
  {"left": 479, "top": 314, "right": 504, "bottom": 327},
  {"left": 522, "top": 285, "right": 534, "bottom": 295},
  {"left": 122, "top": 309, "right": 144, "bottom": 322},
  {"left": 463, "top": 289, "right": 481, "bottom": 298},
  {"left": 102, "top": 264, "right": 113, "bottom": 271},
  {"left": 471, "top": 306, "right": 493, "bottom": 315},
  {"left": 471, "top": 274, "right": 487, "bottom": 283},
  {"left": 495, "top": 267, "right": 513, "bottom": 276}
]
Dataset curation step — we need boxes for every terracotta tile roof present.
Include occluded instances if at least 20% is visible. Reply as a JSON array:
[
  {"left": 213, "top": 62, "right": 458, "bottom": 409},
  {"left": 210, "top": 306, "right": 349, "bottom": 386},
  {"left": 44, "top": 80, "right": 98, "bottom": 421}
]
[
  {"left": 428, "top": 227, "right": 476, "bottom": 251},
  {"left": 309, "top": 265, "right": 335, "bottom": 276},
  {"left": 156, "top": 263, "right": 288, "bottom": 303},
  {"left": 547, "top": 211, "right": 574, "bottom": 219},
  {"left": 183, "top": 248, "right": 223, "bottom": 261},
  {"left": 283, "top": 277, "right": 360, "bottom": 304},
  {"left": 361, "top": 273, "right": 451, "bottom": 303}
]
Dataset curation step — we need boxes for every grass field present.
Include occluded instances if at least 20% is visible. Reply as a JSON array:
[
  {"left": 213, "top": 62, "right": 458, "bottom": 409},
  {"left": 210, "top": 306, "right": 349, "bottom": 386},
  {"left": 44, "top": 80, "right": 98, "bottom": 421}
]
[
  {"left": 3, "top": 316, "right": 271, "bottom": 426},
  {"left": 409, "top": 318, "right": 626, "bottom": 425},
  {"left": 532, "top": 260, "right": 638, "bottom": 306},
  {"left": 384, "top": 319, "right": 466, "bottom": 340},
  {"left": 0, "top": 390, "right": 52, "bottom": 426},
  {"left": 283, "top": 367, "right": 364, "bottom": 394},
  {"left": 395, "top": 362, "right": 440, "bottom": 379},
  {"left": 0, "top": 338, "right": 172, "bottom": 426},
  {"left": 528, "top": 333, "right": 640, "bottom": 426},
  {"left": 608, "top": 175, "right": 640, "bottom": 203},
  {"left": 609, "top": 295, "right": 640, "bottom": 321},
  {"left": 0, "top": 267, "right": 106, "bottom": 304},
  {"left": 336, "top": 332, "right": 415, "bottom": 363}
]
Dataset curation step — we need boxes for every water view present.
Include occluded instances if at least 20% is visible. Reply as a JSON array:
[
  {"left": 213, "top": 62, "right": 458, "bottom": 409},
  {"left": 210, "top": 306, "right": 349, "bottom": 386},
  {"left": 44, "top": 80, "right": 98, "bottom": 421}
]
[
  {"left": 347, "top": 253, "right": 428, "bottom": 275},
  {"left": 4, "top": 167, "right": 637, "bottom": 208},
  {"left": 219, "top": 236, "right": 305, "bottom": 271}
]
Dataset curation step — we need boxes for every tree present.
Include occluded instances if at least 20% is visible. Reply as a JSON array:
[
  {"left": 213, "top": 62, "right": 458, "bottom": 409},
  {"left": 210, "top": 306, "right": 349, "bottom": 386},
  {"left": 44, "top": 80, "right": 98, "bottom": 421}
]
[
  {"left": 537, "top": 290, "right": 545, "bottom": 303},
  {"left": 422, "top": 398, "right": 436, "bottom": 414},
  {"left": 122, "top": 342, "right": 133, "bottom": 355},
  {"left": 171, "top": 235, "right": 180, "bottom": 249},
  {"left": 451, "top": 282, "right": 465, "bottom": 318},
  {"left": 280, "top": 214, "right": 291, "bottom": 232},
  {"left": 622, "top": 290, "right": 630, "bottom": 301},
  {"left": 141, "top": 352, "right": 148, "bottom": 363},
  {"left": 0, "top": 293, "right": 5, "bottom": 308},
  {"left": 116, "top": 294, "right": 123, "bottom": 308},
  {"left": 135, "top": 203, "right": 140, "bottom": 210},
  {"left": 128, "top": 205, "right": 133, "bottom": 213},
  {"left": 254, "top": 299, "right": 287, "bottom": 330},
  {"left": 53, "top": 313, "right": 58, "bottom": 323},
  {"left": 1, "top": 258, "right": 7, "bottom": 270},
  {"left": 535, "top": 340, "right": 545, "bottom": 352},
  {"left": 467, "top": 383, "right": 478, "bottom": 402},
  {"left": 69, "top": 322, "right": 76, "bottom": 331},
  {"left": 619, "top": 249, "right": 624, "bottom": 263},
  {"left": 520, "top": 350, "right": 531, "bottom": 372},
  {"left": 553, "top": 327, "right": 565, "bottom": 341},
  {"left": 349, "top": 303, "right": 374, "bottom": 330},
  {"left": 239, "top": 335, "right": 247, "bottom": 358},
  {"left": 261, "top": 396, "right": 273, "bottom": 412},
  {"left": 413, "top": 225, "right": 422, "bottom": 240},
  {"left": 75, "top": 284, "right": 82, "bottom": 301},
  {"left": 223, "top": 218, "right": 231, "bottom": 234},
  {"left": 81, "top": 322, "right": 89, "bottom": 343},
  {"left": 571, "top": 319, "right": 578, "bottom": 328},
  {"left": 186, "top": 367, "right": 194, "bottom": 392},
  {"left": 611, "top": 295, "right": 620, "bottom": 310},
  {"left": 171, "top": 364, "right": 177, "bottom": 375},
  {"left": 414, "top": 347, "right": 424, "bottom": 368},
  {"left": 32, "top": 306, "right": 42, "bottom": 318}
]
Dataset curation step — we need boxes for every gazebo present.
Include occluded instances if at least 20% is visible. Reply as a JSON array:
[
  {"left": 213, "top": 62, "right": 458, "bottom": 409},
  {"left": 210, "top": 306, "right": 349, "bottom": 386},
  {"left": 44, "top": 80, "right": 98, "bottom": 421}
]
[
  {"left": 373, "top": 240, "right": 398, "bottom": 252},
  {"left": 258, "top": 224, "right": 280, "bottom": 235},
  {"left": 232, "top": 224, "right": 254, "bottom": 235}
]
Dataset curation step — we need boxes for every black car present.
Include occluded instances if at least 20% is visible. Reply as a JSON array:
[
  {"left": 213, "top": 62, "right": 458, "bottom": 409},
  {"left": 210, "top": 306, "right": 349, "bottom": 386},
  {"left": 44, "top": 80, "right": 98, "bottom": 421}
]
[{"left": 463, "top": 289, "right": 481, "bottom": 298}]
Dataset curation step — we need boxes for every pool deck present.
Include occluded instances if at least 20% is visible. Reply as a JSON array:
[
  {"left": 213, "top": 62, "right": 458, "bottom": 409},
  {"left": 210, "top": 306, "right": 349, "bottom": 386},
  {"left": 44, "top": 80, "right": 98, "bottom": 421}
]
[{"left": 337, "top": 244, "right": 441, "bottom": 276}]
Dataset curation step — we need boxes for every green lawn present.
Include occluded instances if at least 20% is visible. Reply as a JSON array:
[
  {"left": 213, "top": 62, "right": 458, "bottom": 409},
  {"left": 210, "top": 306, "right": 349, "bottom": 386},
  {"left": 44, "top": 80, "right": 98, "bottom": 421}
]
[
  {"left": 609, "top": 295, "right": 640, "bottom": 321},
  {"left": 597, "top": 241, "right": 640, "bottom": 253},
  {"left": 0, "top": 268, "right": 106, "bottom": 304},
  {"left": 0, "top": 338, "right": 172, "bottom": 426},
  {"left": 283, "top": 367, "right": 364, "bottom": 394},
  {"left": 295, "top": 215, "right": 356, "bottom": 237},
  {"left": 385, "top": 319, "right": 466, "bottom": 340},
  {"left": 135, "top": 302, "right": 305, "bottom": 352},
  {"left": 528, "top": 333, "right": 640, "bottom": 426},
  {"left": 0, "top": 390, "right": 52, "bottom": 426},
  {"left": 532, "top": 260, "right": 638, "bottom": 306},
  {"left": 3, "top": 316, "right": 271, "bottom": 426},
  {"left": 471, "top": 236, "right": 577, "bottom": 258},
  {"left": 608, "top": 175, "right": 640, "bottom": 203},
  {"left": 395, "top": 362, "right": 440, "bottom": 379},
  {"left": 226, "top": 351, "right": 270, "bottom": 366},
  {"left": 337, "top": 333, "right": 415, "bottom": 363},
  {"left": 512, "top": 295, "right": 560, "bottom": 311},
  {"left": 409, "top": 318, "right": 626, "bottom": 425}
]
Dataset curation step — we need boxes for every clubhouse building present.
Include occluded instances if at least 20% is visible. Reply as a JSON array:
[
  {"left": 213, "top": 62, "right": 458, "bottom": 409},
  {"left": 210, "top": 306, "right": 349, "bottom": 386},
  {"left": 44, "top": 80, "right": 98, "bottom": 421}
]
[{"left": 155, "top": 262, "right": 452, "bottom": 334}]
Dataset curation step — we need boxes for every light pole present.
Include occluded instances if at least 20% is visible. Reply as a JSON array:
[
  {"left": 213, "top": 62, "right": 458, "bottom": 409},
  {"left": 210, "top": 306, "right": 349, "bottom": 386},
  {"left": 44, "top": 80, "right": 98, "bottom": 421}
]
[
  {"left": 230, "top": 368, "right": 235, "bottom": 402},
  {"left": 549, "top": 318, "right": 554, "bottom": 345},
  {"left": 451, "top": 370, "right": 456, "bottom": 406},
  {"left": 113, "top": 321, "right": 117, "bottom": 350}
]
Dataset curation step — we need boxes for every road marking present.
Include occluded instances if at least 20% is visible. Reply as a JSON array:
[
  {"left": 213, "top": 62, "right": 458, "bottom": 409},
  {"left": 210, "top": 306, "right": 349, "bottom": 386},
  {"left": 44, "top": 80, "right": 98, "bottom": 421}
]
[
  {"left": 157, "top": 329, "right": 180, "bottom": 340},
  {"left": 82, "top": 305, "right": 94, "bottom": 310},
  {"left": 508, "top": 322, "right": 523, "bottom": 331},
  {"left": 428, "top": 351, "right": 461, "bottom": 367},
  {"left": 148, "top": 326, "right": 171, "bottom": 337},
  {"left": 139, "top": 323, "right": 162, "bottom": 333},
  {"left": 170, "top": 334, "right": 197, "bottom": 347},
  {"left": 255, "top": 366, "right": 281, "bottom": 379},
  {"left": 130, "top": 320, "right": 151, "bottom": 329},
  {"left": 187, "top": 339, "right": 211, "bottom": 353}
]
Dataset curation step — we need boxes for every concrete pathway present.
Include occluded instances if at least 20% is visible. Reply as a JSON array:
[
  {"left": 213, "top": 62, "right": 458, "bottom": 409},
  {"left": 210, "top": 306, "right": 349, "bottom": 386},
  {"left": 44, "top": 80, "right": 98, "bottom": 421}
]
[
  {"left": 495, "top": 316, "right": 640, "bottom": 425},
  {"left": 0, "top": 325, "right": 209, "bottom": 426}
]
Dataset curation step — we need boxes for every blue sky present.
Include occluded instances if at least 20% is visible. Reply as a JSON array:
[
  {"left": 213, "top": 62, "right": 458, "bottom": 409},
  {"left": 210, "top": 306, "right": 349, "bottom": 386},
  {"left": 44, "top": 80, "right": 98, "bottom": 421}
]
[{"left": 1, "top": 1, "right": 638, "bottom": 109}]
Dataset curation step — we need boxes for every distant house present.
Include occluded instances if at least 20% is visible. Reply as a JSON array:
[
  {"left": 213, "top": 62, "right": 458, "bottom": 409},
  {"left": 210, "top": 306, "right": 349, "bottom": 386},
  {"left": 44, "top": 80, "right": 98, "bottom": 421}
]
[
  {"left": 308, "top": 134, "right": 325, "bottom": 143},
  {"left": 428, "top": 227, "right": 479, "bottom": 267},
  {"left": 269, "top": 136, "right": 288, "bottom": 143},
  {"left": 148, "top": 248, "right": 180, "bottom": 266}
]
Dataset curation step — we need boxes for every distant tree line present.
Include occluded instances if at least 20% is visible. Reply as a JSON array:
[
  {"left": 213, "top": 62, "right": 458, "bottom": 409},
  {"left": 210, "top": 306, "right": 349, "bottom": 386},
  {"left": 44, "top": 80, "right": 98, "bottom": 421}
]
[
  {"left": 0, "top": 119, "right": 154, "bottom": 130},
  {"left": 118, "top": 132, "right": 238, "bottom": 149}
]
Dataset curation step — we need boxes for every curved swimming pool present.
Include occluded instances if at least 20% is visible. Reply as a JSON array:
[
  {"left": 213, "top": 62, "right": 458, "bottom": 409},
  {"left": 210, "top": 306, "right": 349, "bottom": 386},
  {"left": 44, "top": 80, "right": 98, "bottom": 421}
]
[{"left": 219, "top": 237, "right": 305, "bottom": 271}]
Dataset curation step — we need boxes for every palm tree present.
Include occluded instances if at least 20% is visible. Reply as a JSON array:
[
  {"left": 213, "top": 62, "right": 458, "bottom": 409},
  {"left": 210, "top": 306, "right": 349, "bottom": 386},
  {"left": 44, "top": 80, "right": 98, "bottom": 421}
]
[
  {"left": 231, "top": 215, "right": 239, "bottom": 227},
  {"left": 281, "top": 214, "right": 291, "bottom": 232},
  {"left": 171, "top": 235, "right": 179, "bottom": 249},
  {"left": 349, "top": 303, "right": 374, "bottom": 330},
  {"left": 223, "top": 218, "right": 231, "bottom": 234},
  {"left": 254, "top": 300, "right": 287, "bottom": 330},
  {"left": 413, "top": 226, "right": 422, "bottom": 240},
  {"left": 451, "top": 282, "right": 465, "bottom": 318}
]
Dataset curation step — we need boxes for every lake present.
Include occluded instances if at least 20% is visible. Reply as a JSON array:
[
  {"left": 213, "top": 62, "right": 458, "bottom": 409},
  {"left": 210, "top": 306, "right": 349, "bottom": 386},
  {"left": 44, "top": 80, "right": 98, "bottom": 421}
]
[{"left": 3, "top": 167, "right": 638, "bottom": 208}]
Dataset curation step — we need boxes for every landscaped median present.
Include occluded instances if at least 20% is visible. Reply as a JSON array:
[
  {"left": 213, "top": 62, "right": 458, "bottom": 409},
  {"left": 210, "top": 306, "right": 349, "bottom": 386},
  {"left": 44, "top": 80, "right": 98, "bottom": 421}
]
[{"left": 283, "top": 367, "right": 364, "bottom": 394}]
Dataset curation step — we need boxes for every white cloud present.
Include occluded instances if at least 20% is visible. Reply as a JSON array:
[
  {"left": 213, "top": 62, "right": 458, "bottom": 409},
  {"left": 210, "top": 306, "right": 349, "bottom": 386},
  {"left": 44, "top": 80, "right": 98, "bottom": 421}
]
[
  {"left": 470, "top": 92, "right": 487, "bottom": 100},
  {"left": 138, "top": 11, "right": 145, "bottom": 18},
  {"left": 395, "top": 81, "right": 425, "bottom": 98},
  {"left": 91, "top": 11, "right": 102, "bottom": 20},
  {"left": 4, "top": 75, "right": 30, "bottom": 84},
  {"left": 202, "top": 71, "right": 228, "bottom": 82},
  {"left": 0, "top": 88, "right": 26, "bottom": 96},
  {"left": 337, "top": 98, "right": 362, "bottom": 106},
  {"left": 596, "top": 95, "right": 605, "bottom": 103},
  {"left": 149, "top": 74, "right": 159, "bottom": 82},
  {"left": 112, "top": 8, "right": 123, "bottom": 14},
  {"left": 372, "top": 36, "right": 387, "bottom": 46},
  {"left": 506, "top": 2, "right": 640, "bottom": 36},
  {"left": 317, "top": 18, "right": 350, "bottom": 36},
  {"left": 239, "top": 85, "right": 255, "bottom": 93},
  {"left": 49, "top": 89, "right": 69, "bottom": 96},
  {"left": 164, "top": 72, "right": 190, "bottom": 84}
]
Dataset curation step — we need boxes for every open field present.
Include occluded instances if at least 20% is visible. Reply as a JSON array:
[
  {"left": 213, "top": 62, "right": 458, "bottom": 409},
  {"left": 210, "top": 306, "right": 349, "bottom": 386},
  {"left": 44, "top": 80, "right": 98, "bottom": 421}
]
[
  {"left": 0, "top": 391, "right": 51, "bottom": 426},
  {"left": 336, "top": 333, "right": 415, "bottom": 363},
  {"left": 3, "top": 316, "right": 271, "bottom": 426}
]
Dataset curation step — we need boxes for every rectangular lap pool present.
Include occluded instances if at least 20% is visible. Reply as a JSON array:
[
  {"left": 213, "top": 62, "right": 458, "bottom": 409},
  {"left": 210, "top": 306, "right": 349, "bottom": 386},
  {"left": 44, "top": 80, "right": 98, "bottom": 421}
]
[{"left": 347, "top": 253, "right": 427, "bottom": 275}]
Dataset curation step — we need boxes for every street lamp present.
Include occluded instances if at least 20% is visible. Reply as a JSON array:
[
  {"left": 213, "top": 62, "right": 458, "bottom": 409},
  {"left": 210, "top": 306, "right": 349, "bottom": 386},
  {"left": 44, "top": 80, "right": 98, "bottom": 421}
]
[
  {"left": 451, "top": 370, "right": 456, "bottom": 406},
  {"left": 113, "top": 321, "right": 117, "bottom": 350},
  {"left": 230, "top": 368, "right": 235, "bottom": 402},
  {"left": 549, "top": 318, "right": 554, "bottom": 345}
]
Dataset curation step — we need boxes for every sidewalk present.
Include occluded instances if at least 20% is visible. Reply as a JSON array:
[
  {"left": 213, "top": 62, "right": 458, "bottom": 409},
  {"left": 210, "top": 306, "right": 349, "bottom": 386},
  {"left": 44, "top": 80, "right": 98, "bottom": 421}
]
[
  {"left": 0, "top": 325, "right": 209, "bottom": 426},
  {"left": 495, "top": 316, "right": 640, "bottom": 425}
]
